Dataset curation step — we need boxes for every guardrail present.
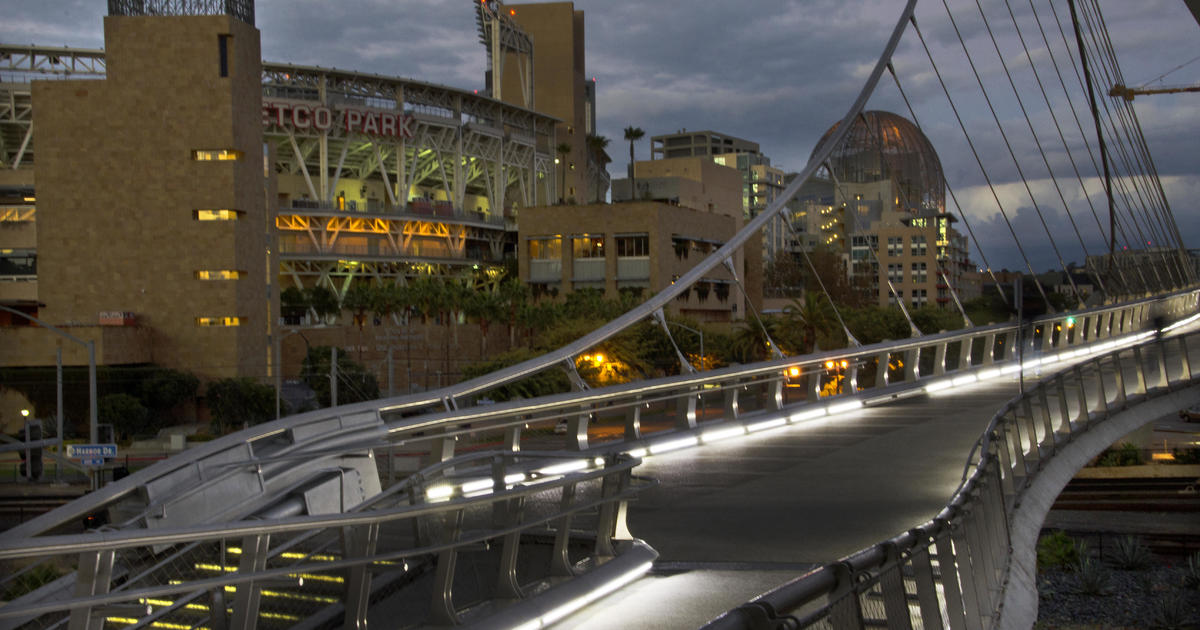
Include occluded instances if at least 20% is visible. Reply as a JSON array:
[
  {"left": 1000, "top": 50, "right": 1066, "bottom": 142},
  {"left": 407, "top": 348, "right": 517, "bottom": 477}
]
[
  {"left": 700, "top": 318, "right": 1200, "bottom": 630},
  {"left": 1, "top": 291, "right": 1194, "bottom": 629},
  {"left": 0, "top": 451, "right": 649, "bottom": 629}
]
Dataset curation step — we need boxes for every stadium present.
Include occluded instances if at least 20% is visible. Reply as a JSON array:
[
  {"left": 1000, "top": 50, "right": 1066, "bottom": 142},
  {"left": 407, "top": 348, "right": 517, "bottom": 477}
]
[{"left": 0, "top": 1, "right": 565, "bottom": 385}]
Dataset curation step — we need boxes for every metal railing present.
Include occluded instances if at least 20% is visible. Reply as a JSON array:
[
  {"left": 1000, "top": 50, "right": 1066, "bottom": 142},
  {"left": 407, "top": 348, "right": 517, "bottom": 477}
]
[
  {"left": 0, "top": 289, "right": 1193, "bottom": 628},
  {"left": 701, "top": 315, "right": 1200, "bottom": 630},
  {"left": 0, "top": 451, "right": 648, "bottom": 629}
]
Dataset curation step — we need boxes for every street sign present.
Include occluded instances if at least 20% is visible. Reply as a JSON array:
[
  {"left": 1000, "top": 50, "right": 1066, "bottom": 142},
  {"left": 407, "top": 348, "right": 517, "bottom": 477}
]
[
  {"left": 67, "top": 444, "right": 118, "bottom": 458},
  {"left": 80, "top": 458, "right": 105, "bottom": 467}
]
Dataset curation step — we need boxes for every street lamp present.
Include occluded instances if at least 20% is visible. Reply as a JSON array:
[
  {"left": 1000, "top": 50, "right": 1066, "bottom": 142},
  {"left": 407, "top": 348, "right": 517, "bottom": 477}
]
[{"left": 667, "top": 322, "right": 705, "bottom": 371}]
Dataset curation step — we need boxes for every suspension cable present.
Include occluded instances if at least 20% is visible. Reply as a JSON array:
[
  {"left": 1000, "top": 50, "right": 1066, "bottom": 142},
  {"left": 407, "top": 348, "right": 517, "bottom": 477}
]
[{"left": 910, "top": 16, "right": 1054, "bottom": 310}]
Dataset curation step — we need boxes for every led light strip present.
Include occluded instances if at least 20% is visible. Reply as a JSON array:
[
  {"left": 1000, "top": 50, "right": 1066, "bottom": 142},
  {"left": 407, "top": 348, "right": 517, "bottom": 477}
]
[{"left": 511, "top": 561, "right": 655, "bottom": 630}]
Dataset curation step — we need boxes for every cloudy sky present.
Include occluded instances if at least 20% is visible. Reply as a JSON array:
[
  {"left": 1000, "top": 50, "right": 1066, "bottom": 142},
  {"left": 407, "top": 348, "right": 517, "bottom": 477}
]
[{"left": 5, "top": 0, "right": 1197, "bottom": 272}]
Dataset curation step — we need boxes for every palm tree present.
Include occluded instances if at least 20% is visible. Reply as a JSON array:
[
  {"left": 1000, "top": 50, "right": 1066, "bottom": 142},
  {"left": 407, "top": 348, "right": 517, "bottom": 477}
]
[
  {"left": 587, "top": 134, "right": 611, "bottom": 202},
  {"left": 555, "top": 142, "right": 572, "bottom": 203},
  {"left": 623, "top": 126, "right": 644, "bottom": 200},
  {"left": 783, "top": 293, "right": 833, "bottom": 354}
]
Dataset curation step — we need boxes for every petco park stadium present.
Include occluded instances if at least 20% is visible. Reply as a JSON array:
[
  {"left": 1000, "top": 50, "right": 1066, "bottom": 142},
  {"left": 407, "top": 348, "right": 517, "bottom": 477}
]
[{"left": 0, "top": 0, "right": 566, "bottom": 380}]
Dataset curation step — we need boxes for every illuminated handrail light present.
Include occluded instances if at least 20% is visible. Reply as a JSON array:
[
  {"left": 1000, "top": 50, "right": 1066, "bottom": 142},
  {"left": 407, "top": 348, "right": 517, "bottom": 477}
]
[
  {"left": 520, "top": 560, "right": 656, "bottom": 630},
  {"left": 826, "top": 400, "right": 862, "bottom": 416},
  {"left": 649, "top": 436, "right": 698, "bottom": 454},
  {"left": 951, "top": 374, "right": 977, "bottom": 387},
  {"left": 790, "top": 408, "right": 827, "bottom": 423},
  {"left": 537, "top": 459, "right": 589, "bottom": 476},
  {"left": 746, "top": 418, "right": 787, "bottom": 433},
  {"left": 924, "top": 380, "right": 953, "bottom": 393},
  {"left": 701, "top": 426, "right": 746, "bottom": 443}
]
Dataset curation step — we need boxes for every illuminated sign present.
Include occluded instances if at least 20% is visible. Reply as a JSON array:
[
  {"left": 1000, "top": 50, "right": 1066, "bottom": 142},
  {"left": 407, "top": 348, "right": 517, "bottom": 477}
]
[{"left": 263, "top": 101, "right": 414, "bottom": 139}]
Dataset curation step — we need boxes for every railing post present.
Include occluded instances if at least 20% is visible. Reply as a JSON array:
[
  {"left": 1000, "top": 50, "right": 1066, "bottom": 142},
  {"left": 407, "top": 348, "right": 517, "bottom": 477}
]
[
  {"left": 877, "top": 543, "right": 913, "bottom": 630},
  {"left": 904, "top": 347, "right": 919, "bottom": 382},
  {"left": 959, "top": 337, "right": 974, "bottom": 370},
  {"left": 676, "top": 388, "right": 699, "bottom": 429},
  {"left": 565, "top": 405, "right": 590, "bottom": 451},
  {"left": 982, "top": 333, "right": 997, "bottom": 365},
  {"left": 594, "top": 466, "right": 628, "bottom": 558},
  {"left": 1110, "top": 353, "right": 1128, "bottom": 408},
  {"left": 934, "top": 342, "right": 948, "bottom": 376},
  {"left": 1036, "top": 387, "right": 1057, "bottom": 455},
  {"left": 723, "top": 386, "right": 740, "bottom": 421},
  {"left": 949, "top": 522, "right": 984, "bottom": 630},
  {"left": 503, "top": 422, "right": 522, "bottom": 452},
  {"left": 230, "top": 534, "right": 270, "bottom": 630},
  {"left": 1177, "top": 336, "right": 1192, "bottom": 380},
  {"left": 845, "top": 360, "right": 859, "bottom": 394},
  {"left": 429, "top": 509, "right": 465, "bottom": 626},
  {"left": 908, "top": 528, "right": 944, "bottom": 630},
  {"left": 876, "top": 351, "right": 890, "bottom": 388},
  {"left": 1002, "top": 329, "right": 1018, "bottom": 361},
  {"left": 68, "top": 550, "right": 116, "bottom": 630},
  {"left": 1054, "top": 374, "right": 1074, "bottom": 439},
  {"left": 825, "top": 562, "right": 865, "bottom": 629},
  {"left": 551, "top": 482, "right": 578, "bottom": 577},
  {"left": 625, "top": 396, "right": 643, "bottom": 440},
  {"left": 342, "top": 523, "right": 379, "bottom": 630}
]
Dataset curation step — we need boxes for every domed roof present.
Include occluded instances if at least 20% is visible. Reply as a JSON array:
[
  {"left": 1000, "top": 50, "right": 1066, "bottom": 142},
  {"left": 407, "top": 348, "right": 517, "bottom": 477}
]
[{"left": 811, "top": 111, "right": 944, "bottom": 214}]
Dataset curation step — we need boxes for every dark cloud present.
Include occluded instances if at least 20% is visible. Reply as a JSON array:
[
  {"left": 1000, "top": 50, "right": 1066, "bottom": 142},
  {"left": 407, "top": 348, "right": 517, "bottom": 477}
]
[{"left": 2, "top": 0, "right": 1196, "bottom": 270}]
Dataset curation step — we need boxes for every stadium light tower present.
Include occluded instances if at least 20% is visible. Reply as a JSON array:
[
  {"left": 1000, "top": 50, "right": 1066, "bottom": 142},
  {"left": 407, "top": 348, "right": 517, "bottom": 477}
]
[{"left": 475, "top": 0, "right": 534, "bottom": 107}]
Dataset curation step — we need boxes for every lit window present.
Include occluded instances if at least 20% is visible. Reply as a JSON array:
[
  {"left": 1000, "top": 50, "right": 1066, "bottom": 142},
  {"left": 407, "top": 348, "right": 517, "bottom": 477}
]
[
  {"left": 196, "top": 316, "right": 242, "bottom": 327},
  {"left": 194, "top": 209, "right": 244, "bottom": 221},
  {"left": 195, "top": 270, "right": 244, "bottom": 280},
  {"left": 192, "top": 149, "right": 243, "bottom": 161}
]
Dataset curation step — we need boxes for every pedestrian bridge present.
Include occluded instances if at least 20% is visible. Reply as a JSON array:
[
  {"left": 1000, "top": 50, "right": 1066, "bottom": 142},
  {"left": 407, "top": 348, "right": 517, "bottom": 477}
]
[{"left": 1, "top": 291, "right": 1197, "bottom": 630}]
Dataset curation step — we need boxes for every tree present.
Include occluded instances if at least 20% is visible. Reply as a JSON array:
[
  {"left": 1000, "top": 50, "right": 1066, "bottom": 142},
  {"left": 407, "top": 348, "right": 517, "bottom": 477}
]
[
  {"left": 342, "top": 282, "right": 375, "bottom": 328},
  {"left": 98, "top": 393, "right": 149, "bottom": 442},
  {"left": 587, "top": 134, "right": 611, "bottom": 203},
  {"left": 461, "top": 348, "right": 570, "bottom": 402},
  {"left": 301, "top": 346, "right": 380, "bottom": 407},
  {"left": 206, "top": 378, "right": 276, "bottom": 434},
  {"left": 280, "top": 286, "right": 308, "bottom": 323},
  {"left": 556, "top": 142, "right": 572, "bottom": 203},
  {"left": 623, "top": 126, "right": 645, "bottom": 199},
  {"left": 139, "top": 368, "right": 199, "bottom": 417},
  {"left": 783, "top": 294, "right": 836, "bottom": 354},
  {"left": 305, "top": 285, "right": 340, "bottom": 322}
]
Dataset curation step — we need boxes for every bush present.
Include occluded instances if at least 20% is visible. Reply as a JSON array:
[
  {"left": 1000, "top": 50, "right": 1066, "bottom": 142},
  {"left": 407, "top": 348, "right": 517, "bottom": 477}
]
[
  {"left": 98, "top": 393, "right": 149, "bottom": 442},
  {"left": 1109, "top": 535, "right": 1153, "bottom": 570},
  {"left": 1074, "top": 556, "right": 1111, "bottom": 595},
  {"left": 1185, "top": 551, "right": 1200, "bottom": 590},
  {"left": 206, "top": 378, "right": 276, "bottom": 434},
  {"left": 1038, "top": 531, "right": 1081, "bottom": 571},
  {"left": 1095, "top": 442, "right": 1142, "bottom": 467},
  {"left": 301, "top": 347, "right": 379, "bottom": 407}
]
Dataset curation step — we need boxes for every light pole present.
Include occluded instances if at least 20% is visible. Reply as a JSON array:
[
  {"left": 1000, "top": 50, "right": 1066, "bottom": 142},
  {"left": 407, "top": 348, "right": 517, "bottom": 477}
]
[
  {"left": 667, "top": 321, "right": 704, "bottom": 371},
  {"left": 0, "top": 305, "right": 97, "bottom": 447}
]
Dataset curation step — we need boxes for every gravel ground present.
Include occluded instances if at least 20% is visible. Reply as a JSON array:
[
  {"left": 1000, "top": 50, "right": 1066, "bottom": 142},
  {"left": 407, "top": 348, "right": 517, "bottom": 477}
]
[{"left": 1038, "top": 564, "right": 1200, "bottom": 629}]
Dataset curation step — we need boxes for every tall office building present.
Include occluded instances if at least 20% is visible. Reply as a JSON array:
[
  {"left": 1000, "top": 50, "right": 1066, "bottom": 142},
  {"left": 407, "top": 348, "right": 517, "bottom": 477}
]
[
  {"left": 483, "top": 1, "right": 609, "bottom": 204},
  {"left": 30, "top": 5, "right": 271, "bottom": 380}
]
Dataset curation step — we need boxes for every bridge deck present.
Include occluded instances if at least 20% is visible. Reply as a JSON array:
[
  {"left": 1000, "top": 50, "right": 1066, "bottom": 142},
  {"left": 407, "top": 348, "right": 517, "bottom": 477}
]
[{"left": 566, "top": 378, "right": 1019, "bottom": 629}]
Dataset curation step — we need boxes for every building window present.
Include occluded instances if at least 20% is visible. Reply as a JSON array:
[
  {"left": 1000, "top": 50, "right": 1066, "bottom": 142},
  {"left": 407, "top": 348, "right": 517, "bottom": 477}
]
[
  {"left": 193, "top": 149, "right": 243, "bottom": 161},
  {"left": 911, "top": 262, "right": 927, "bottom": 284},
  {"left": 218, "top": 34, "right": 230, "bottom": 77},
  {"left": 887, "top": 263, "right": 903, "bottom": 284},
  {"left": 0, "top": 249, "right": 36, "bottom": 277},
  {"left": 196, "top": 316, "right": 242, "bottom": 327},
  {"left": 195, "top": 270, "right": 244, "bottom": 280},
  {"left": 194, "top": 209, "right": 244, "bottom": 221},
  {"left": 911, "top": 234, "right": 927, "bottom": 257},
  {"left": 912, "top": 289, "right": 928, "bottom": 309},
  {"left": 572, "top": 235, "right": 604, "bottom": 258},
  {"left": 887, "top": 236, "right": 903, "bottom": 257},
  {"left": 888, "top": 289, "right": 904, "bottom": 306},
  {"left": 616, "top": 234, "right": 649, "bottom": 257},
  {"left": 528, "top": 236, "right": 561, "bottom": 260}
]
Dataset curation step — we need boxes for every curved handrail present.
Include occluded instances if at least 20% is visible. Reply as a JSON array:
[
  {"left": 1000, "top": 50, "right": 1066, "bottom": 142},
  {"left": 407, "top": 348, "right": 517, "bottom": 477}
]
[{"left": 702, "top": 322, "right": 1200, "bottom": 629}]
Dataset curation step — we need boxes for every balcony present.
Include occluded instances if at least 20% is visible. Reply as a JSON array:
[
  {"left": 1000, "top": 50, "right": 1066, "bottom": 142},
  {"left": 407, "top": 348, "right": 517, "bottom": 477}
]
[
  {"left": 529, "top": 259, "right": 562, "bottom": 282},
  {"left": 572, "top": 258, "right": 605, "bottom": 282},
  {"left": 280, "top": 199, "right": 507, "bottom": 227},
  {"left": 616, "top": 257, "right": 650, "bottom": 281}
]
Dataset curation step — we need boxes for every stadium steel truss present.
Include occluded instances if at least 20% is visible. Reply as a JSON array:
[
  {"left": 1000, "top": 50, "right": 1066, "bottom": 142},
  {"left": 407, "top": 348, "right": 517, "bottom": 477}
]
[{"left": 0, "top": 44, "right": 558, "bottom": 295}]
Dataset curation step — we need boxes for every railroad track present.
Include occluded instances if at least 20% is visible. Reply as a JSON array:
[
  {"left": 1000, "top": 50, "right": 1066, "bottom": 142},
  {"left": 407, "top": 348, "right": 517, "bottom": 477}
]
[
  {"left": 1052, "top": 476, "right": 1200, "bottom": 512},
  {"left": 1048, "top": 476, "right": 1200, "bottom": 558}
]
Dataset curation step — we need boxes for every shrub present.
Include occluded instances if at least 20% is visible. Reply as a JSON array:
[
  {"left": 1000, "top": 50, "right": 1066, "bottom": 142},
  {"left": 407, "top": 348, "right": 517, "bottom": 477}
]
[
  {"left": 206, "top": 378, "right": 276, "bottom": 434},
  {"left": 1109, "top": 535, "right": 1153, "bottom": 570},
  {"left": 1150, "top": 592, "right": 1189, "bottom": 629},
  {"left": 1185, "top": 551, "right": 1200, "bottom": 590},
  {"left": 1095, "top": 442, "right": 1142, "bottom": 467},
  {"left": 98, "top": 393, "right": 149, "bottom": 442},
  {"left": 1037, "top": 531, "right": 1080, "bottom": 571},
  {"left": 1074, "top": 556, "right": 1110, "bottom": 595}
]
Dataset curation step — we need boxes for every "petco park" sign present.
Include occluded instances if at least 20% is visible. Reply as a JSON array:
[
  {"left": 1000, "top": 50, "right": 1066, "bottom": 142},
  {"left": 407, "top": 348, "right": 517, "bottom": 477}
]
[{"left": 263, "top": 101, "right": 415, "bottom": 139}]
